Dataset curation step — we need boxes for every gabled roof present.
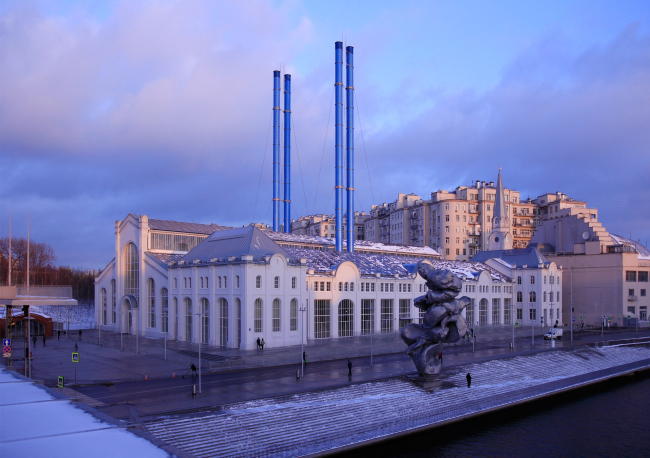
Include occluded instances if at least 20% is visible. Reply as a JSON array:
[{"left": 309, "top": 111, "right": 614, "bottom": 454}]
[
  {"left": 148, "top": 219, "right": 230, "bottom": 235},
  {"left": 180, "top": 226, "right": 291, "bottom": 262},
  {"left": 471, "top": 247, "right": 551, "bottom": 268}
]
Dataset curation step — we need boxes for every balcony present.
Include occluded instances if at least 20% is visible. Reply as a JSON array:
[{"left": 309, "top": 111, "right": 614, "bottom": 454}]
[
  {"left": 629, "top": 296, "right": 638, "bottom": 301},
  {"left": 469, "top": 208, "right": 478, "bottom": 214}
]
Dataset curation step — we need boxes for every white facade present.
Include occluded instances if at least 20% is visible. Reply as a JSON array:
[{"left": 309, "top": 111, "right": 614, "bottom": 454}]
[{"left": 96, "top": 215, "right": 517, "bottom": 350}]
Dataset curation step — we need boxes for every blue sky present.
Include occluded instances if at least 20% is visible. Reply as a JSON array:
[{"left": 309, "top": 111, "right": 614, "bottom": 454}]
[{"left": 1, "top": 0, "right": 649, "bottom": 268}]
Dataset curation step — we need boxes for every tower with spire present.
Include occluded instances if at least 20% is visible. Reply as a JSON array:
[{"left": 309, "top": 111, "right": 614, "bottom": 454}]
[{"left": 488, "top": 168, "right": 512, "bottom": 250}]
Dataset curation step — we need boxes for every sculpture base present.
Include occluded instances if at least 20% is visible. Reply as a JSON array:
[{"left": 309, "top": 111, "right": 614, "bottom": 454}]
[{"left": 407, "top": 373, "right": 441, "bottom": 389}]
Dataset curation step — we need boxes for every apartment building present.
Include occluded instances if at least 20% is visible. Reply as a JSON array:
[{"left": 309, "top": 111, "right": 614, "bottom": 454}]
[{"left": 290, "top": 212, "right": 369, "bottom": 240}]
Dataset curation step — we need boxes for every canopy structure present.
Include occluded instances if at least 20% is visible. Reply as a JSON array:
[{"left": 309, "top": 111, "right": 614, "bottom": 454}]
[{"left": 0, "top": 286, "right": 78, "bottom": 307}]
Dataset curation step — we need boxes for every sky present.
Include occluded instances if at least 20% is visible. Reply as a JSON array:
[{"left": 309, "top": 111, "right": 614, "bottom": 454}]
[{"left": 1, "top": 0, "right": 649, "bottom": 269}]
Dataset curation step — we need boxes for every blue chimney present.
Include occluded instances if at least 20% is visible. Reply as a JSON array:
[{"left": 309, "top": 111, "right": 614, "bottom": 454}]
[
  {"left": 335, "top": 41, "right": 344, "bottom": 252},
  {"left": 346, "top": 46, "right": 355, "bottom": 252},
  {"left": 283, "top": 74, "right": 292, "bottom": 233},
  {"left": 272, "top": 70, "right": 281, "bottom": 232}
]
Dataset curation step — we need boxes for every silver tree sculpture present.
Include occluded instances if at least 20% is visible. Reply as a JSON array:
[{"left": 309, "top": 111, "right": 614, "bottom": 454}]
[{"left": 401, "top": 262, "right": 470, "bottom": 376}]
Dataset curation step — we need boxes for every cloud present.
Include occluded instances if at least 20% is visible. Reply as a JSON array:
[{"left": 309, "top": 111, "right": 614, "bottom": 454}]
[{"left": 0, "top": 1, "right": 649, "bottom": 267}]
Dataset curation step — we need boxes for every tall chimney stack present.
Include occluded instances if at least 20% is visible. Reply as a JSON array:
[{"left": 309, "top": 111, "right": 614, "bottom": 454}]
[
  {"left": 272, "top": 70, "right": 281, "bottom": 232},
  {"left": 334, "top": 42, "right": 344, "bottom": 251},
  {"left": 345, "top": 46, "right": 355, "bottom": 252},
  {"left": 283, "top": 74, "right": 292, "bottom": 233}
]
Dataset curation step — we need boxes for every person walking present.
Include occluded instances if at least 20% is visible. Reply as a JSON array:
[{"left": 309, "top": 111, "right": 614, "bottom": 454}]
[
  {"left": 347, "top": 359, "right": 352, "bottom": 376},
  {"left": 191, "top": 363, "right": 197, "bottom": 377},
  {"left": 57, "top": 330, "right": 61, "bottom": 340},
  {"left": 303, "top": 351, "right": 308, "bottom": 365},
  {"left": 261, "top": 338, "right": 265, "bottom": 351},
  {"left": 42, "top": 335, "right": 46, "bottom": 346},
  {"left": 466, "top": 372, "right": 472, "bottom": 388},
  {"left": 32, "top": 334, "right": 37, "bottom": 347},
  {"left": 439, "top": 352, "right": 443, "bottom": 364},
  {"left": 256, "top": 337, "right": 261, "bottom": 350},
  {"left": 78, "top": 329, "right": 82, "bottom": 340}
]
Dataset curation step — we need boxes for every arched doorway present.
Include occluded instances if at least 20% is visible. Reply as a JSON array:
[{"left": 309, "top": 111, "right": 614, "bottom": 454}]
[
  {"left": 338, "top": 299, "right": 354, "bottom": 337},
  {"left": 121, "top": 295, "right": 138, "bottom": 334}
]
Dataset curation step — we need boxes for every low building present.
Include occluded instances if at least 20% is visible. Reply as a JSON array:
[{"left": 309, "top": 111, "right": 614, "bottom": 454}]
[{"left": 95, "top": 214, "right": 516, "bottom": 350}]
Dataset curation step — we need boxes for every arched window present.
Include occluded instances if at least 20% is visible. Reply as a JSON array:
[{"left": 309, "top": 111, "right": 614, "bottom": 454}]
[
  {"left": 274, "top": 276, "right": 280, "bottom": 289},
  {"left": 517, "top": 276, "right": 522, "bottom": 284},
  {"left": 185, "top": 298, "right": 193, "bottom": 342},
  {"left": 557, "top": 291, "right": 560, "bottom": 302},
  {"left": 338, "top": 300, "right": 354, "bottom": 337},
  {"left": 205, "top": 276, "right": 208, "bottom": 288},
  {"left": 256, "top": 276, "right": 261, "bottom": 289},
  {"left": 236, "top": 275, "right": 240, "bottom": 288},
  {"left": 223, "top": 276, "right": 226, "bottom": 288},
  {"left": 201, "top": 298, "right": 210, "bottom": 345},
  {"left": 273, "top": 299, "right": 281, "bottom": 332},
  {"left": 189, "top": 277, "right": 191, "bottom": 288},
  {"left": 339, "top": 282, "right": 342, "bottom": 292},
  {"left": 292, "top": 277, "right": 297, "bottom": 289},
  {"left": 544, "top": 276, "right": 547, "bottom": 284},
  {"left": 254, "top": 299, "right": 263, "bottom": 333},
  {"left": 161, "top": 288, "right": 169, "bottom": 333},
  {"left": 200, "top": 277, "right": 204, "bottom": 289},
  {"left": 543, "top": 291, "right": 547, "bottom": 302},
  {"left": 350, "top": 282, "right": 354, "bottom": 292},
  {"left": 101, "top": 288, "right": 107, "bottom": 325},
  {"left": 290, "top": 298, "right": 297, "bottom": 331},
  {"left": 530, "top": 276, "right": 535, "bottom": 284},
  {"left": 517, "top": 291, "right": 523, "bottom": 302},
  {"left": 174, "top": 278, "right": 177, "bottom": 289},
  {"left": 111, "top": 280, "right": 116, "bottom": 323},
  {"left": 123, "top": 243, "right": 139, "bottom": 301},
  {"left": 218, "top": 276, "right": 222, "bottom": 288},
  {"left": 529, "top": 291, "right": 536, "bottom": 302},
  {"left": 236, "top": 298, "right": 242, "bottom": 348},
  {"left": 479, "top": 298, "right": 488, "bottom": 325},
  {"left": 344, "top": 282, "right": 348, "bottom": 292},
  {"left": 147, "top": 278, "right": 156, "bottom": 328},
  {"left": 219, "top": 298, "right": 228, "bottom": 346},
  {"left": 557, "top": 276, "right": 560, "bottom": 285}
]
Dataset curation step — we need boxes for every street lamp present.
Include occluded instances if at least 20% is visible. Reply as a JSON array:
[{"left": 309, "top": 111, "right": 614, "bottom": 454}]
[
  {"left": 299, "top": 306, "right": 306, "bottom": 378},
  {"left": 370, "top": 305, "right": 375, "bottom": 367}
]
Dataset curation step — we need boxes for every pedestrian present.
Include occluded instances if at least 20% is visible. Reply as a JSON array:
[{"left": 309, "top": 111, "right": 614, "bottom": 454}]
[
  {"left": 466, "top": 372, "right": 472, "bottom": 388},
  {"left": 261, "top": 338, "right": 265, "bottom": 351},
  {"left": 303, "top": 351, "right": 308, "bottom": 365},
  {"left": 347, "top": 359, "right": 352, "bottom": 376},
  {"left": 439, "top": 352, "right": 443, "bottom": 364},
  {"left": 43, "top": 335, "right": 46, "bottom": 346},
  {"left": 256, "top": 337, "right": 261, "bottom": 350},
  {"left": 57, "top": 330, "right": 61, "bottom": 340},
  {"left": 74, "top": 343, "right": 78, "bottom": 352},
  {"left": 191, "top": 363, "right": 197, "bottom": 377},
  {"left": 32, "top": 334, "right": 37, "bottom": 346},
  {"left": 78, "top": 329, "right": 82, "bottom": 340}
]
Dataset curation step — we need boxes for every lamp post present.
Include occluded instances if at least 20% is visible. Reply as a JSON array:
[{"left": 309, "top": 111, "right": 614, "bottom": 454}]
[
  {"left": 570, "top": 269, "right": 573, "bottom": 342},
  {"left": 162, "top": 331, "right": 168, "bottom": 360},
  {"left": 299, "top": 306, "right": 306, "bottom": 377},
  {"left": 511, "top": 301, "right": 515, "bottom": 350}
]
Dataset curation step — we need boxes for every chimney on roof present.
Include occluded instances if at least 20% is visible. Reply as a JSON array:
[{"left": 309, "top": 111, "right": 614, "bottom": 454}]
[
  {"left": 272, "top": 70, "right": 281, "bottom": 232},
  {"left": 283, "top": 74, "right": 292, "bottom": 233},
  {"left": 334, "top": 41, "right": 344, "bottom": 252},
  {"left": 346, "top": 45, "right": 355, "bottom": 253}
]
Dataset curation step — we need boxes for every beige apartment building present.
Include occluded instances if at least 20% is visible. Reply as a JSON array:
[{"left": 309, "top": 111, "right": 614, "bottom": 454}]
[{"left": 291, "top": 212, "right": 369, "bottom": 240}]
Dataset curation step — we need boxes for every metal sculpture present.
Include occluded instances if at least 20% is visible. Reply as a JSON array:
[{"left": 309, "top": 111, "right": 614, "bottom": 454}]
[{"left": 401, "top": 263, "right": 470, "bottom": 376}]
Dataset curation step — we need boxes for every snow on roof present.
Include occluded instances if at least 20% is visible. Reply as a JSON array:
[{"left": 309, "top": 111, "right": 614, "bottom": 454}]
[
  {"left": 471, "top": 247, "right": 551, "bottom": 267},
  {"left": 0, "top": 370, "right": 169, "bottom": 457},
  {"left": 610, "top": 234, "right": 650, "bottom": 260},
  {"left": 284, "top": 247, "right": 509, "bottom": 282},
  {"left": 266, "top": 231, "right": 440, "bottom": 257},
  {"left": 149, "top": 252, "right": 185, "bottom": 267}
]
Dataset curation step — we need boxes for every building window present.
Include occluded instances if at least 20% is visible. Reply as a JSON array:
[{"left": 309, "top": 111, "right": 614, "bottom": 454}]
[
  {"left": 399, "top": 299, "right": 411, "bottom": 328},
  {"left": 629, "top": 289, "right": 635, "bottom": 297},
  {"left": 290, "top": 299, "right": 297, "bottom": 331},
  {"left": 148, "top": 278, "right": 156, "bottom": 328},
  {"left": 544, "top": 276, "right": 547, "bottom": 284},
  {"left": 318, "top": 281, "right": 323, "bottom": 291},
  {"left": 327, "top": 282, "right": 331, "bottom": 291},
  {"left": 529, "top": 291, "right": 536, "bottom": 302},
  {"left": 219, "top": 298, "right": 228, "bottom": 346},
  {"left": 274, "top": 276, "right": 280, "bottom": 289},
  {"left": 101, "top": 288, "right": 107, "bottom": 325},
  {"left": 543, "top": 291, "right": 547, "bottom": 302},
  {"left": 492, "top": 299, "right": 500, "bottom": 324},
  {"left": 628, "top": 306, "right": 636, "bottom": 315},
  {"left": 222, "top": 276, "right": 225, "bottom": 288},
  {"left": 517, "top": 276, "right": 522, "bottom": 284},
  {"left": 641, "top": 289, "right": 647, "bottom": 297},
  {"left": 530, "top": 308, "right": 536, "bottom": 320},
  {"left": 174, "top": 278, "right": 177, "bottom": 289},
  {"left": 530, "top": 276, "right": 535, "bottom": 284},
  {"left": 339, "top": 282, "right": 343, "bottom": 292},
  {"left": 466, "top": 300, "right": 474, "bottom": 325},
  {"left": 123, "top": 243, "right": 139, "bottom": 302},
  {"left": 314, "top": 300, "right": 331, "bottom": 338},
  {"left": 201, "top": 277, "right": 204, "bottom": 289},
  {"left": 381, "top": 299, "right": 394, "bottom": 333},
  {"left": 517, "top": 292, "right": 523, "bottom": 302},
  {"left": 256, "top": 276, "right": 261, "bottom": 289},
  {"left": 111, "top": 279, "right": 116, "bottom": 323},
  {"left": 292, "top": 277, "right": 297, "bottom": 289},
  {"left": 206, "top": 277, "right": 209, "bottom": 288},
  {"left": 639, "top": 272, "right": 649, "bottom": 282},
  {"left": 371, "top": 283, "right": 375, "bottom": 292},
  {"left": 161, "top": 288, "right": 169, "bottom": 333},
  {"left": 557, "top": 292, "right": 560, "bottom": 302},
  {"left": 504, "top": 299, "right": 512, "bottom": 325},
  {"left": 344, "top": 282, "right": 349, "bottom": 292},
  {"left": 517, "top": 308, "right": 523, "bottom": 320},
  {"left": 361, "top": 299, "right": 374, "bottom": 335},
  {"left": 254, "top": 299, "right": 263, "bottom": 333},
  {"left": 273, "top": 299, "right": 281, "bottom": 332},
  {"left": 188, "top": 277, "right": 191, "bottom": 288},
  {"left": 479, "top": 299, "right": 488, "bottom": 325},
  {"left": 338, "top": 300, "right": 354, "bottom": 337},
  {"left": 185, "top": 298, "right": 193, "bottom": 342},
  {"left": 626, "top": 271, "right": 637, "bottom": 282},
  {"left": 236, "top": 275, "right": 240, "bottom": 288},
  {"left": 456, "top": 249, "right": 460, "bottom": 255},
  {"left": 350, "top": 282, "right": 354, "bottom": 292},
  {"left": 202, "top": 298, "right": 210, "bottom": 345}
]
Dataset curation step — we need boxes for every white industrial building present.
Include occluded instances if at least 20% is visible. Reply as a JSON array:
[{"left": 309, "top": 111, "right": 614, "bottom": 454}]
[{"left": 95, "top": 214, "right": 518, "bottom": 350}]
